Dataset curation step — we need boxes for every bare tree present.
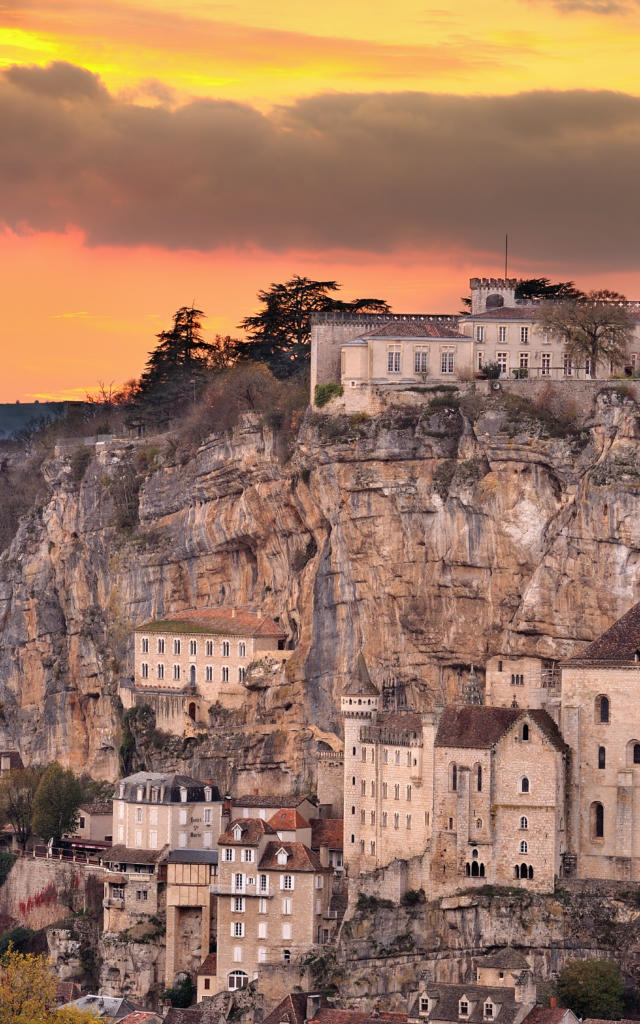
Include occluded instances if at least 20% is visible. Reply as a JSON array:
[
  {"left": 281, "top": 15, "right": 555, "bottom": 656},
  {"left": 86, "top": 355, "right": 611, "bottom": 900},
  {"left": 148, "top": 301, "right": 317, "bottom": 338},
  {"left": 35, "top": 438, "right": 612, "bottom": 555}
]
[
  {"left": 538, "top": 291, "right": 634, "bottom": 378},
  {"left": 0, "top": 767, "right": 44, "bottom": 851}
]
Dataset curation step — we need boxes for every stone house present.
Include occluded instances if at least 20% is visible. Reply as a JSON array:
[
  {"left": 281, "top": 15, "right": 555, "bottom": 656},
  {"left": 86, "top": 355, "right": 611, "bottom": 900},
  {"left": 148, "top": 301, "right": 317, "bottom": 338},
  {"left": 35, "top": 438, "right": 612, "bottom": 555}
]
[
  {"left": 112, "top": 772, "right": 223, "bottom": 852},
  {"left": 196, "top": 953, "right": 217, "bottom": 1002},
  {"left": 230, "top": 796, "right": 318, "bottom": 823},
  {"left": 102, "top": 847, "right": 167, "bottom": 933},
  {"left": 165, "top": 849, "right": 218, "bottom": 989},
  {"left": 213, "top": 817, "right": 333, "bottom": 993},
  {"left": 120, "top": 608, "right": 290, "bottom": 733}
]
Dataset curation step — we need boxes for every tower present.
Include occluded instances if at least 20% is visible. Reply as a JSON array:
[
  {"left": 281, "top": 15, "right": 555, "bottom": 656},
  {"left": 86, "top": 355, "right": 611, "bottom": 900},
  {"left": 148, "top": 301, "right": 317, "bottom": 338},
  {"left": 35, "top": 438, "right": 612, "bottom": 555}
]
[{"left": 341, "top": 654, "right": 379, "bottom": 872}]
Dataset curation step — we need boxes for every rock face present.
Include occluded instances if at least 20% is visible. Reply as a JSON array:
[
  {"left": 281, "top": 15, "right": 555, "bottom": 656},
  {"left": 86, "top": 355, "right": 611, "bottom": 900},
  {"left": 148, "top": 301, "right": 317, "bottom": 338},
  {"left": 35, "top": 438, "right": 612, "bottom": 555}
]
[{"left": 1, "top": 388, "right": 640, "bottom": 782}]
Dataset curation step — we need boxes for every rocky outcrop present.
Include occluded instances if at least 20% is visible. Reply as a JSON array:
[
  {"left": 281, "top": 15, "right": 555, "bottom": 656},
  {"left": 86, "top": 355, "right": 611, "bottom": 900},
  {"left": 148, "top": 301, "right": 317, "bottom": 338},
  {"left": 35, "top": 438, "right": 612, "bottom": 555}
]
[{"left": 1, "top": 387, "right": 640, "bottom": 782}]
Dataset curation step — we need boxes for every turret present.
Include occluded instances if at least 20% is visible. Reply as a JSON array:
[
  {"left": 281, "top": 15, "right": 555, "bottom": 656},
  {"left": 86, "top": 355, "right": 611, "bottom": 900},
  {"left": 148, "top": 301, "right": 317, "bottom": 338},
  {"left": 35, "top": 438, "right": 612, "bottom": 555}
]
[{"left": 341, "top": 653, "right": 380, "bottom": 720}]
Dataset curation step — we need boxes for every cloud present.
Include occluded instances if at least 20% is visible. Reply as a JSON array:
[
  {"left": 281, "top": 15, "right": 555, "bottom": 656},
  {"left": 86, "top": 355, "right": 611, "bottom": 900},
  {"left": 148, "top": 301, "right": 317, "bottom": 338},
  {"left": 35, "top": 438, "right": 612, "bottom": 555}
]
[
  {"left": 529, "top": 0, "right": 639, "bottom": 12},
  {"left": 2, "top": 62, "right": 640, "bottom": 272}
]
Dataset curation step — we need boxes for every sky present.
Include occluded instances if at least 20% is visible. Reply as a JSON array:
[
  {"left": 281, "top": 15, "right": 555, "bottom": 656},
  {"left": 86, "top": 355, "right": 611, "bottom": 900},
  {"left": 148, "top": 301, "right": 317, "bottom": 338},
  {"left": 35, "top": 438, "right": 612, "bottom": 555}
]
[{"left": 1, "top": 0, "right": 640, "bottom": 400}]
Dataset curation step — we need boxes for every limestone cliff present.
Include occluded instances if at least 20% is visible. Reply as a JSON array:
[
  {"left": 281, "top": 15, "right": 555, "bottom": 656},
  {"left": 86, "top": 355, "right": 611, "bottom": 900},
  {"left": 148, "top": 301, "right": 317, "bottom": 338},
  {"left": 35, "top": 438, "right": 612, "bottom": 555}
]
[{"left": 1, "top": 386, "right": 639, "bottom": 782}]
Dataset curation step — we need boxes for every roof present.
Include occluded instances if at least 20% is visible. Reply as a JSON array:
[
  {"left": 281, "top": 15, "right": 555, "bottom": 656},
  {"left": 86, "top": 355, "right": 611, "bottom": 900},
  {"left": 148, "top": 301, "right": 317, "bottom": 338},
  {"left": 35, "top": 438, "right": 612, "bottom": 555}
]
[
  {"left": 116, "top": 773, "right": 220, "bottom": 803},
  {"left": 374, "top": 711, "right": 424, "bottom": 736},
  {"left": 167, "top": 849, "right": 218, "bottom": 865},
  {"left": 435, "top": 706, "right": 565, "bottom": 752},
  {"left": 118, "top": 1014, "right": 163, "bottom": 1024},
  {"left": 56, "top": 981, "right": 82, "bottom": 1004},
  {"left": 103, "top": 845, "right": 167, "bottom": 865},
  {"left": 364, "top": 321, "right": 469, "bottom": 341},
  {"left": 164, "top": 1010, "right": 223, "bottom": 1024},
  {"left": 565, "top": 600, "right": 640, "bottom": 665},
  {"left": 259, "top": 841, "right": 325, "bottom": 871},
  {"left": 523, "top": 1010, "right": 575, "bottom": 1024},
  {"left": 261, "top": 996, "right": 407, "bottom": 1024},
  {"left": 81, "top": 802, "right": 112, "bottom": 816},
  {"left": 268, "top": 808, "right": 310, "bottom": 831},
  {"left": 231, "top": 794, "right": 316, "bottom": 809},
  {"left": 261, "top": 994, "right": 308, "bottom": 1024},
  {"left": 219, "top": 818, "right": 277, "bottom": 845},
  {"left": 343, "top": 654, "right": 379, "bottom": 696},
  {"left": 62, "top": 996, "right": 144, "bottom": 1019},
  {"left": 197, "top": 952, "right": 218, "bottom": 976},
  {"left": 412, "top": 984, "right": 531, "bottom": 1024},
  {"left": 461, "top": 306, "right": 539, "bottom": 322},
  {"left": 135, "top": 607, "right": 285, "bottom": 638},
  {"left": 310, "top": 818, "right": 343, "bottom": 850},
  {"left": 480, "top": 948, "right": 531, "bottom": 970}
]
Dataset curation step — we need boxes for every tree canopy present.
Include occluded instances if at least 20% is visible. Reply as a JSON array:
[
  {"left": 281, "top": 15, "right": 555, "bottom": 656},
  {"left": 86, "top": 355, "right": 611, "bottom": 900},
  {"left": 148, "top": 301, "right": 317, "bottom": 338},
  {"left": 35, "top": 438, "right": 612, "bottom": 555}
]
[
  {"left": 238, "top": 275, "right": 390, "bottom": 378},
  {"left": 538, "top": 290, "right": 633, "bottom": 378},
  {"left": 556, "top": 958, "right": 624, "bottom": 1020},
  {"left": 514, "top": 278, "right": 585, "bottom": 302},
  {"left": 0, "top": 767, "right": 44, "bottom": 851},
  {"left": 31, "top": 763, "right": 82, "bottom": 844},
  {"left": 0, "top": 946, "right": 100, "bottom": 1024}
]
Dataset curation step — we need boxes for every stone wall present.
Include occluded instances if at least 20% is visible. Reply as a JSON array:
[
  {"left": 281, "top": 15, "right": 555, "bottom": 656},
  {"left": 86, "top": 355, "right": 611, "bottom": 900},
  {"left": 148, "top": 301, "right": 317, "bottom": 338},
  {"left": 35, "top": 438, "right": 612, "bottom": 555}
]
[{"left": 0, "top": 856, "right": 104, "bottom": 930}]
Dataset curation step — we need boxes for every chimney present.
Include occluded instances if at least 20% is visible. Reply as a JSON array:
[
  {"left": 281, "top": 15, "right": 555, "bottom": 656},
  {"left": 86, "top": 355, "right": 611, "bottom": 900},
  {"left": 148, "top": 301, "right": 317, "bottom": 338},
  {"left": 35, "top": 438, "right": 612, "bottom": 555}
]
[
  {"left": 306, "top": 995, "right": 322, "bottom": 1021},
  {"left": 319, "top": 844, "right": 329, "bottom": 869},
  {"left": 550, "top": 997, "right": 557, "bottom": 1009}
]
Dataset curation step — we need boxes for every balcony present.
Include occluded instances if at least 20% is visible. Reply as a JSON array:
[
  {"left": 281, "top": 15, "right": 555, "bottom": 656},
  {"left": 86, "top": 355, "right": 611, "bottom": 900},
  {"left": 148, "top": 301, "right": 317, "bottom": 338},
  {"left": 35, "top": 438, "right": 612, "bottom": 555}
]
[{"left": 103, "top": 897, "right": 125, "bottom": 908}]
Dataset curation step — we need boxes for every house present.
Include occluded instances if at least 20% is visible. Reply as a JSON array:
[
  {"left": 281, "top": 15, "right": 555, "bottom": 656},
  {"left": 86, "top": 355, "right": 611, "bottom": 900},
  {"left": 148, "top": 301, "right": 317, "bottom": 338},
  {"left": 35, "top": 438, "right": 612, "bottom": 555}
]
[
  {"left": 230, "top": 795, "right": 318, "bottom": 823},
  {"left": 66, "top": 802, "right": 113, "bottom": 848},
  {"left": 111, "top": 772, "right": 223, "bottom": 852},
  {"left": 165, "top": 849, "right": 219, "bottom": 989},
  {"left": 120, "top": 607, "right": 290, "bottom": 733},
  {"left": 196, "top": 952, "right": 217, "bottom": 1002},
  {"left": 212, "top": 817, "right": 333, "bottom": 993},
  {"left": 102, "top": 846, "right": 167, "bottom": 932},
  {"left": 310, "top": 819, "right": 344, "bottom": 871}
]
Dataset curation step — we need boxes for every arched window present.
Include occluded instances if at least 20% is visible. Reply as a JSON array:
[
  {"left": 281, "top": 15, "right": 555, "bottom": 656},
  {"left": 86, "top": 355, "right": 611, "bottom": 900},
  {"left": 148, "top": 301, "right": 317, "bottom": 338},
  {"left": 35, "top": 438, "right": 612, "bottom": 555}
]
[
  {"left": 451, "top": 763, "right": 457, "bottom": 791},
  {"left": 528, "top": 865, "right": 534, "bottom": 880},
  {"left": 520, "top": 862, "right": 528, "bottom": 878},
  {"left": 472, "top": 849, "right": 479, "bottom": 859},
  {"left": 520, "top": 840, "right": 528, "bottom": 854},
  {"left": 520, "top": 777, "right": 530, "bottom": 794},
  {"left": 188, "top": 702, "right": 196, "bottom": 721},
  {"left": 479, "top": 863, "right": 485, "bottom": 877},
  {"left": 514, "top": 865, "right": 520, "bottom": 879},
  {"left": 596, "top": 695, "right": 610, "bottom": 723},
  {"left": 228, "top": 971, "right": 248, "bottom": 990},
  {"left": 476, "top": 764, "right": 482, "bottom": 792},
  {"left": 476, "top": 818, "right": 483, "bottom": 830},
  {"left": 598, "top": 746, "right": 606, "bottom": 769},
  {"left": 471, "top": 860, "right": 480, "bottom": 876},
  {"left": 522, "top": 723, "right": 529, "bottom": 741},
  {"left": 465, "top": 862, "right": 470, "bottom": 876},
  {"left": 520, "top": 816, "right": 528, "bottom": 830},
  {"left": 282, "top": 949, "right": 291, "bottom": 963},
  {"left": 635, "top": 744, "right": 640, "bottom": 764},
  {"left": 627, "top": 740, "right": 640, "bottom": 766},
  {"left": 592, "top": 801, "right": 604, "bottom": 839}
]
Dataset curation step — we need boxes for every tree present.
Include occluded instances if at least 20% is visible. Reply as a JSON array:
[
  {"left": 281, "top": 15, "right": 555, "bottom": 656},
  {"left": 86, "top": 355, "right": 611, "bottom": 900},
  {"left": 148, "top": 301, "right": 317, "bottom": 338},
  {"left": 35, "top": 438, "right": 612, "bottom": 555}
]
[
  {"left": 515, "top": 278, "right": 585, "bottom": 302},
  {"left": 556, "top": 958, "right": 624, "bottom": 1020},
  {"left": 538, "top": 291, "right": 633, "bottom": 378},
  {"left": 238, "top": 275, "right": 390, "bottom": 378},
  {"left": 0, "top": 945, "right": 100, "bottom": 1024},
  {"left": 0, "top": 767, "right": 44, "bottom": 852},
  {"left": 137, "top": 306, "right": 216, "bottom": 401},
  {"left": 31, "top": 763, "right": 82, "bottom": 845}
]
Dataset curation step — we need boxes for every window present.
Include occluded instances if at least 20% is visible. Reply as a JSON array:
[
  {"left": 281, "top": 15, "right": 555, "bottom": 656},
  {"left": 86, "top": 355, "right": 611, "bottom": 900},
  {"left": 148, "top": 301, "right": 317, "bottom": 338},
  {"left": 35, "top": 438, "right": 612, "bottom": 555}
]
[
  {"left": 222, "top": 641, "right": 230, "bottom": 657},
  {"left": 258, "top": 948, "right": 266, "bottom": 963},
  {"left": 149, "top": 830, "right": 157, "bottom": 848},
  {"left": 520, "top": 816, "right": 528, "bottom": 830},
  {"left": 592, "top": 801, "right": 604, "bottom": 839},
  {"left": 281, "top": 874, "right": 294, "bottom": 890},
  {"left": 361, "top": 780, "right": 366, "bottom": 796},
  {"left": 383, "top": 749, "right": 388, "bottom": 764},
  {"left": 484, "top": 1003, "right": 494, "bottom": 1019},
  {"left": 541, "top": 353, "right": 550, "bottom": 376},
  {"left": 394, "top": 784, "right": 400, "bottom": 800},
  {"left": 206, "top": 666, "right": 213, "bottom": 682},
  {"left": 498, "top": 326, "right": 507, "bottom": 343},
  {"left": 360, "top": 840, "right": 365, "bottom": 853},
  {"left": 520, "top": 352, "right": 529, "bottom": 369},
  {"left": 394, "top": 813, "right": 400, "bottom": 830},
  {"left": 259, "top": 874, "right": 268, "bottom": 893},
  {"left": 477, "top": 351, "right": 485, "bottom": 371},
  {"left": 370, "top": 811, "right": 375, "bottom": 825},
  {"left": 497, "top": 352, "right": 508, "bottom": 375},
  {"left": 135, "top": 889, "right": 148, "bottom": 901},
  {"left": 141, "top": 662, "right": 149, "bottom": 679},
  {"left": 511, "top": 673, "right": 523, "bottom": 686},
  {"left": 371, "top": 781, "right": 375, "bottom": 797},
  {"left": 520, "top": 777, "right": 530, "bottom": 794},
  {"left": 173, "top": 664, "right": 180, "bottom": 681},
  {"left": 382, "top": 782, "right": 388, "bottom": 799},
  {"left": 282, "top": 898, "right": 292, "bottom": 914},
  {"left": 239, "top": 642, "right": 246, "bottom": 657},
  {"left": 242, "top": 849, "right": 254, "bottom": 863},
  {"left": 460, "top": 1000, "right": 469, "bottom": 1017},
  {"left": 233, "top": 873, "right": 244, "bottom": 892},
  {"left": 232, "top": 921, "right": 244, "bottom": 937},
  {"left": 277, "top": 849, "right": 288, "bottom": 865},
  {"left": 111, "top": 886, "right": 124, "bottom": 900},
  {"left": 206, "top": 640, "right": 213, "bottom": 657},
  {"left": 136, "top": 808, "right": 142, "bottom": 823},
  {"left": 382, "top": 812, "right": 387, "bottom": 827},
  {"left": 238, "top": 667, "right": 246, "bottom": 683},
  {"left": 520, "top": 327, "right": 529, "bottom": 344},
  {"left": 414, "top": 349, "right": 429, "bottom": 373},
  {"left": 224, "top": 848, "right": 234, "bottom": 861},
  {"left": 420, "top": 997, "right": 430, "bottom": 1015},
  {"left": 370, "top": 841, "right": 376, "bottom": 855},
  {"left": 441, "top": 351, "right": 455, "bottom": 374},
  {"left": 157, "top": 663, "right": 164, "bottom": 680},
  {"left": 173, "top": 639, "right": 181, "bottom": 655},
  {"left": 406, "top": 814, "right": 412, "bottom": 830},
  {"left": 563, "top": 354, "right": 573, "bottom": 377},
  {"left": 407, "top": 751, "right": 412, "bottom": 766},
  {"left": 228, "top": 970, "right": 247, "bottom": 989},
  {"left": 387, "top": 347, "right": 401, "bottom": 374},
  {"left": 282, "top": 923, "right": 292, "bottom": 940},
  {"left": 283, "top": 949, "right": 291, "bottom": 963},
  {"left": 598, "top": 746, "right": 606, "bottom": 769},
  {"left": 585, "top": 358, "right": 592, "bottom": 378},
  {"left": 520, "top": 840, "right": 528, "bottom": 854},
  {"left": 476, "top": 765, "right": 482, "bottom": 792},
  {"left": 259, "top": 898, "right": 267, "bottom": 914},
  {"left": 476, "top": 326, "right": 485, "bottom": 342},
  {"left": 596, "top": 695, "right": 610, "bottom": 723},
  {"left": 361, "top": 747, "right": 367, "bottom": 763},
  {"left": 634, "top": 744, "right": 640, "bottom": 765},
  {"left": 141, "top": 637, "right": 149, "bottom": 653},
  {"left": 315, "top": 875, "right": 324, "bottom": 889},
  {"left": 449, "top": 817, "right": 454, "bottom": 830},
  {"left": 189, "top": 639, "right": 197, "bottom": 656},
  {"left": 222, "top": 666, "right": 229, "bottom": 683},
  {"left": 157, "top": 638, "right": 165, "bottom": 654},
  {"left": 178, "top": 832, "right": 187, "bottom": 848},
  {"left": 361, "top": 810, "right": 366, "bottom": 824},
  {"left": 451, "top": 763, "right": 457, "bottom": 792},
  {"left": 406, "top": 785, "right": 412, "bottom": 801},
  {"left": 476, "top": 818, "right": 482, "bottom": 830},
  {"left": 522, "top": 723, "right": 529, "bottom": 741}
]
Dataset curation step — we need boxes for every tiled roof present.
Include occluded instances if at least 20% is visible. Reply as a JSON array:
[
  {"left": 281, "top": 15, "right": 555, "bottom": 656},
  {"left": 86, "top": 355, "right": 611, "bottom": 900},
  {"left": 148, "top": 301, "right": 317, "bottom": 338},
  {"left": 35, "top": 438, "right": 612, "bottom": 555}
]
[
  {"left": 164, "top": 1010, "right": 223, "bottom": 1024},
  {"left": 435, "top": 706, "right": 565, "bottom": 752},
  {"left": 314, "top": 1010, "right": 407, "bottom": 1024},
  {"left": 56, "top": 981, "right": 82, "bottom": 1005},
  {"left": 267, "top": 809, "right": 310, "bottom": 831},
  {"left": 219, "top": 818, "right": 276, "bottom": 845},
  {"left": 374, "top": 711, "right": 424, "bottom": 735},
  {"left": 310, "top": 818, "right": 344, "bottom": 850},
  {"left": 261, "top": 994, "right": 308, "bottom": 1024},
  {"left": 412, "top": 984, "right": 532, "bottom": 1024},
  {"left": 197, "top": 952, "right": 217, "bottom": 976},
  {"left": 583, "top": 1019, "right": 637, "bottom": 1024},
  {"left": 461, "top": 306, "right": 539, "bottom": 322},
  {"left": 364, "top": 321, "right": 469, "bottom": 340},
  {"left": 480, "top": 948, "right": 531, "bottom": 970},
  {"left": 565, "top": 600, "right": 640, "bottom": 665},
  {"left": 523, "top": 1009, "right": 574, "bottom": 1024},
  {"left": 103, "top": 845, "right": 167, "bottom": 865},
  {"left": 231, "top": 794, "right": 315, "bottom": 808},
  {"left": 343, "top": 654, "right": 379, "bottom": 696},
  {"left": 259, "top": 841, "right": 324, "bottom": 871},
  {"left": 136, "top": 607, "right": 285, "bottom": 638},
  {"left": 119, "top": 1014, "right": 163, "bottom": 1024}
]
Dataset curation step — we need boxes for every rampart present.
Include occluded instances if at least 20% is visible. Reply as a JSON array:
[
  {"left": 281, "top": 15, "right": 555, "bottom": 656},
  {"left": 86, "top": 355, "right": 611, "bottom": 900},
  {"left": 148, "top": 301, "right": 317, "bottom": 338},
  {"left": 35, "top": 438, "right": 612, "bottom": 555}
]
[{"left": 0, "top": 855, "right": 104, "bottom": 929}]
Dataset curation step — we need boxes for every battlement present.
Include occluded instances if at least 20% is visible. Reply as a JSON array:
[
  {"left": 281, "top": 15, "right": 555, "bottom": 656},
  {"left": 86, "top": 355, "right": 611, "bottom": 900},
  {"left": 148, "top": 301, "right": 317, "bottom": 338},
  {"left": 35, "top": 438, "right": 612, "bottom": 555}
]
[
  {"left": 360, "top": 725, "right": 423, "bottom": 747},
  {"left": 470, "top": 277, "right": 519, "bottom": 290},
  {"left": 310, "top": 311, "right": 459, "bottom": 326}
]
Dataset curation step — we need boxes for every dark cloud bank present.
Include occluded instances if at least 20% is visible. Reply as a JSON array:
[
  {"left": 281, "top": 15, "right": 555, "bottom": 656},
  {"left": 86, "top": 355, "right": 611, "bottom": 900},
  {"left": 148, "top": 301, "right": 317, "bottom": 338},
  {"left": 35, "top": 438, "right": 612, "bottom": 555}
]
[{"left": 2, "top": 61, "right": 640, "bottom": 270}]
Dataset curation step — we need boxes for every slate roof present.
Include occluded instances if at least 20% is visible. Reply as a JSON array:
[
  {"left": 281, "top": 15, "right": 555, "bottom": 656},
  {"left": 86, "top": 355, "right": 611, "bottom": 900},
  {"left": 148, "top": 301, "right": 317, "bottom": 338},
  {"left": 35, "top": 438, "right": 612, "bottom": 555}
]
[
  {"left": 197, "top": 952, "right": 217, "bottom": 976},
  {"left": 461, "top": 306, "right": 540, "bottom": 322},
  {"left": 480, "top": 948, "right": 531, "bottom": 970},
  {"left": 364, "top": 321, "right": 469, "bottom": 340},
  {"left": 311, "top": 818, "right": 344, "bottom": 850},
  {"left": 435, "top": 706, "right": 565, "bottom": 752},
  {"left": 268, "top": 808, "right": 310, "bottom": 831},
  {"left": 231, "top": 794, "right": 316, "bottom": 808},
  {"left": 166, "top": 849, "right": 218, "bottom": 864},
  {"left": 116, "top": 772, "right": 220, "bottom": 803},
  {"left": 103, "top": 845, "right": 167, "bottom": 866},
  {"left": 136, "top": 607, "right": 285, "bottom": 638},
  {"left": 219, "top": 818, "right": 277, "bottom": 845},
  {"left": 119, "top": 1014, "right": 164, "bottom": 1024},
  {"left": 343, "top": 654, "right": 379, "bottom": 696},
  {"left": 81, "top": 802, "right": 112, "bottom": 816},
  {"left": 565, "top": 600, "right": 640, "bottom": 665},
  {"left": 411, "top": 983, "right": 532, "bottom": 1024},
  {"left": 259, "top": 840, "right": 324, "bottom": 871}
]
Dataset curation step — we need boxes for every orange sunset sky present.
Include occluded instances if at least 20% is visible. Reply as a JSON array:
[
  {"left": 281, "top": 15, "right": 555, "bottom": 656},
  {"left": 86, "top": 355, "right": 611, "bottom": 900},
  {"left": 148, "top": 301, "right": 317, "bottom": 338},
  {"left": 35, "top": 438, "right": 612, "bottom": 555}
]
[{"left": 1, "top": 0, "right": 640, "bottom": 400}]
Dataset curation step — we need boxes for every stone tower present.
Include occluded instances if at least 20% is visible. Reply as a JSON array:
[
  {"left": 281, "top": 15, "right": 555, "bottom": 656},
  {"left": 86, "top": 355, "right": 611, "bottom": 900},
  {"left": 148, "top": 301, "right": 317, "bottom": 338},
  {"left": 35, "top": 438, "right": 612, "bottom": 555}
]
[{"left": 341, "top": 654, "right": 379, "bottom": 871}]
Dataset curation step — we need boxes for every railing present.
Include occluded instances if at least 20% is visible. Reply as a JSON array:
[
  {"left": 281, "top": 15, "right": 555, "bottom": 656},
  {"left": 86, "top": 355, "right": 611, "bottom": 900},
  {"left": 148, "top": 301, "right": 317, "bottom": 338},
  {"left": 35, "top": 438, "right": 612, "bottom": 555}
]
[{"left": 17, "top": 846, "right": 105, "bottom": 865}]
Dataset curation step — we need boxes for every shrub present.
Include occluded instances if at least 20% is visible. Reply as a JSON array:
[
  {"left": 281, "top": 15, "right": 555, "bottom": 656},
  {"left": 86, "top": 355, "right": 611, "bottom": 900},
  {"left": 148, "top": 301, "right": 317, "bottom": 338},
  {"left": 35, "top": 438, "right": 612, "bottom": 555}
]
[
  {"left": 314, "top": 382, "right": 344, "bottom": 407},
  {"left": 0, "top": 853, "right": 16, "bottom": 887},
  {"left": 163, "top": 974, "right": 194, "bottom": 1008},
  {"left": 401, "top": 888, "right": 426, "bottom": 906},
  {"left": 556, "top": 959, "right": 623, "bottom": 1020},
  {"left": 482, "top": 361, "right": 502, "bottom": 380},
  {"left": 428, "top": 394, "right": 461, "bottom": 411}
]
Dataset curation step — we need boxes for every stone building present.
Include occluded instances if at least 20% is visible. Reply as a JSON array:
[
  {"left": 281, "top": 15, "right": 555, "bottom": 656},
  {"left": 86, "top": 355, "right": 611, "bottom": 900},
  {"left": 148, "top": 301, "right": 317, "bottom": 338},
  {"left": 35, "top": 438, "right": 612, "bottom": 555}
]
[
  {"left": 120, "top": 608, "right": 290, "bottom": 733},
  {"left": 165, "top": 849, "right": 218, "bottom": 988},
  {"left": 112, "top": 772, "right": 223, "bottom": 852},
  {"left": 213, "top": 817, "right": 333, "bottom": 993},
  {"left": 102, "top": 847, "right": 167, "bottom": 933}
]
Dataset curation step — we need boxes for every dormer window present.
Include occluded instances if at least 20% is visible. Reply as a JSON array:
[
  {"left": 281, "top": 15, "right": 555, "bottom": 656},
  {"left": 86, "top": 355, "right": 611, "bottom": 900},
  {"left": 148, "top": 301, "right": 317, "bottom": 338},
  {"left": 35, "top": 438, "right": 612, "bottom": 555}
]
[
  {"left": 232, "top": 825, "right": 243, "bottom": 841},
  {"left": 136, "top": 786, "right": 144, "bottom": 802},
  {"left": 459, "top": 1000, "right": 469, "bottom": 1018},
  {"left": 204, "top": 786, "right": 212, "bottom": 802},
  {"left": 180, "top": 787, "right": 188, "bottom": 803},
  {"left": 277, "top": 848, "right": 288, "bottom": 866},
  {"left": 484, "top": 1002, "right": 494, "bottom": 1019},
  {"left": 419, "top": 997, "right": 429, "bottom": 1015}
]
